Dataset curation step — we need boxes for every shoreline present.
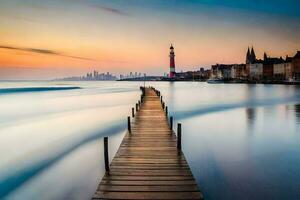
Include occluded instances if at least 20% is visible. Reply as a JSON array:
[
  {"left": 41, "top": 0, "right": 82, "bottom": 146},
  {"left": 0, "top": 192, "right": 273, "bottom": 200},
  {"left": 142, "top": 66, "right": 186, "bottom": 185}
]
[{"left": 118, "top": 78, "right": 300, "bottom": 85}]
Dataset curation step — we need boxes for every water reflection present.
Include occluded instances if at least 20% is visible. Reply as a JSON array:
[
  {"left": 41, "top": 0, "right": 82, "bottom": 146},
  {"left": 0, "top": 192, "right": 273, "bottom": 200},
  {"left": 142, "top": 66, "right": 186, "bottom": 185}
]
[
  {"left": 1, "top": 82, "right": 300, "bottom": 200},
  {"left": 294, "top": 104, "right": 300, "bottom": 124},
  {"left": 151, "top": 82, "right": 300, "bottom": 200},
  {"left": 245, "top": 108, "right": 256, "bottom": 130},
  {"left": 0, "top": 81, "right": 141, "bottom": 200}
]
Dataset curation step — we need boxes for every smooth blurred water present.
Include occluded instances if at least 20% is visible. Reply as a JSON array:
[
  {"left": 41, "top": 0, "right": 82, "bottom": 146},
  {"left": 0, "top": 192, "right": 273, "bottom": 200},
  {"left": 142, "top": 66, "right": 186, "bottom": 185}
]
[
  {"left": 0, "top": 81, "right": 141, "bottom": 200},
  {"left": 150, "top": 82, "right": 300, "bottom": 200},
  {"left": 0, "top": 81, "right": 300, "bottom": 200}
]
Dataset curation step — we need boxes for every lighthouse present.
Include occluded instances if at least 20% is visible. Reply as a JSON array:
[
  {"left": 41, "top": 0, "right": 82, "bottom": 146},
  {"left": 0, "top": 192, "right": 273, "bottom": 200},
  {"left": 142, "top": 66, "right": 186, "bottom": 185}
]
[{"left": 169, "top": 44, "right": 175, "bottom": 78}]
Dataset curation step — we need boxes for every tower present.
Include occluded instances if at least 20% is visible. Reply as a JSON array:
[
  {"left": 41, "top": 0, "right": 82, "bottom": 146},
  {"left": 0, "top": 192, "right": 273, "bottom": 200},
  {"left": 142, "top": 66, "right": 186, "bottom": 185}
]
[
  {"left": 246, "top": 46, "right": 257, "bottom": 64},
  {"left": 250, "top": 46, "right": 256, "bottom": 63},
  {"left": 264, "top": 52, "right": 268, "bottom": 61},
  {"left": 246, "top": 47, "right": 251, "bottom": 64},
  {"left": 169, "top": 44, "right": 175, "bottom": 78}
]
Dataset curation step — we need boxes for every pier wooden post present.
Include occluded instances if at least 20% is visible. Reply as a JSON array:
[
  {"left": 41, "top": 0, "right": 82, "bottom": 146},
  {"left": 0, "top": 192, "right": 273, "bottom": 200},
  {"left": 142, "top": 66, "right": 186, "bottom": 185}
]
[
  {"left": 165, "top": 106, "right": 168, "bottom": 116},
  {"left": 160, "top": 96, "right": 163, "bottom": 103},
  {"left": 127, "top": 116, "right": 131, "bottom": 133},
  {"left": 177, "top": 123, "right": 182, "bottom": 151},
  {"left": 136, "top": 103, "right": 138, "bottom": 111},
  {"left": 104, "top": 137, "right": 109, "bottom": 173},
  {"left": 132, "top": 107, "right": 135, "bottom": 118},
  {"left": 138, "top": 100, "right": 141, "bottom": 108},
  {"left": 170, "top": 116, "right": 173, "bottom": 130}
]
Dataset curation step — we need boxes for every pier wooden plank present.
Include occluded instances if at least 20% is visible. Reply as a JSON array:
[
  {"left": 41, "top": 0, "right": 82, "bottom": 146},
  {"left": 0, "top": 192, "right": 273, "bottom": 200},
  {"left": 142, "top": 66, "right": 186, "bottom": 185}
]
[{"left": 92, "top": 87, "right": 203, "bottom": 200}]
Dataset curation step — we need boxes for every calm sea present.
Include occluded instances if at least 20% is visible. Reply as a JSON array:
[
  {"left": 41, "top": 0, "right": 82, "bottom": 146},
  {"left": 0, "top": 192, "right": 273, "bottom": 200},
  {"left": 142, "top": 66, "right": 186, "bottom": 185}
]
[{"left": 0, "top": 81, "right": 299, "bottom": 200}]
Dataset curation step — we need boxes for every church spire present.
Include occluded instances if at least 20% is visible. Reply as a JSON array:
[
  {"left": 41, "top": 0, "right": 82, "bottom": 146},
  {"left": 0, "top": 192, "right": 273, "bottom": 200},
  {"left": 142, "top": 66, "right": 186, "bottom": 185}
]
[
  {"left": 250, "top": 46, "right": 256, "bottom": 63},
  {"left": 264, "top": 52, "right": 268, "bottom": 61},
  {"left": 246, "top": 47, "right": 251, "bottom": 64}
]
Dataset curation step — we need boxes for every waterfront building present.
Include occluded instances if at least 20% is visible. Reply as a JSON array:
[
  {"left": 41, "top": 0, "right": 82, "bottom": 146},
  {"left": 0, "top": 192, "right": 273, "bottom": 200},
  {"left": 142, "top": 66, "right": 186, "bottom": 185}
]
[
  {"left": 211, "top": 65, "right": 218, "bottom": 78},
  {"left": 169, "top": 44, "right": 176, "bottom": 78},
  {"left": 174, "top": 68, "right": 210, "bottom": 81},
  {"left": 230, "top": 64, "right": 245, "bottom": 80},
  {"left": 292, "top": 51, "right": 300, "bottom": 80},
  {"left": 285, "top": 56, "right": 293, "bottom": 80},
  {"left": 211, "top": 64, "right": 233, "bottom": 79},
  {"left": 262, "top": 61, "right": 274, "bottom": 80},
  {"left": 274, "top": 62, "right": 286, "bottom": 80},
  {"left": 262, "top": 53, "right": 284, "bottom": 80},
  {"left": 231, "top": 64, "right": 247, "bottom": 80},
  {"left": 231, "top": 66, "right": 236, "bottom": 79},
  {"left": 245, "top": 47, "right": 257, "bottom": 79},
  {"left": 203, "top": 69, "right": 211, "bottom": 79},
  {"left": 199, "top": 68, "right": 211, "bottom": 79},
  {"left": 210, "top": 48, "right": 299, "bottom": 82},
  {"left": 249, "top": 61, "right": 263, "bottom": 80}
]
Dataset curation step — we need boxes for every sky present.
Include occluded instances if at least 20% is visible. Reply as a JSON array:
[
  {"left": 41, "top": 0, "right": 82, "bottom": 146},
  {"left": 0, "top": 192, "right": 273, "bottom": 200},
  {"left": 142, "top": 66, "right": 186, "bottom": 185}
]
[{"left": 0, "top": 0, "right": 299, "bottom": 80}]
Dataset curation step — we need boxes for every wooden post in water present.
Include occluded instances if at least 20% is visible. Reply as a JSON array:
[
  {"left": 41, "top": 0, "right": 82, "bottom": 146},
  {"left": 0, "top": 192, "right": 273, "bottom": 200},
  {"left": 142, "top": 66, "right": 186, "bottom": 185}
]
[
  {"left": 104, "top": 137, "right": 109, "bottom": 173},
  {"left": 170, "top": 116, "right": 173, "bottom": 130},
  {"left": 136, "top": 103, "right": 138, "bottom": 111},
  {"left": 127, "top": 116, "right": 131, "bottom": 133},
  {"left": 165, "top": 106, "right": 168, "bottom": 116},
  {"left": 177, "top": 123, "right": 182, "bottom": 151},
  {"left": 132, "top": 107, "right": 135, "bottom": 118}
]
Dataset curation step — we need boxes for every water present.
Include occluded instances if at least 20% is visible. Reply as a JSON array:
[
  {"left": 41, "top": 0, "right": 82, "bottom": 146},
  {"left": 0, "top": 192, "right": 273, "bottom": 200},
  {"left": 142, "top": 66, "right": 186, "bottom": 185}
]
[{"left": 0, "top": 81, "right": 300, "bottom": 200}]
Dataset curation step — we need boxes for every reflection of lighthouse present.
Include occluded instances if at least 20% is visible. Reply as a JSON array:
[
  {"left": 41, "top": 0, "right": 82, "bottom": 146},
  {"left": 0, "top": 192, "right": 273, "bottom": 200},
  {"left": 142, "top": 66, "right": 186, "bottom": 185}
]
[{"left": 169, "top": 44, "right": 175, "bottom": 78}]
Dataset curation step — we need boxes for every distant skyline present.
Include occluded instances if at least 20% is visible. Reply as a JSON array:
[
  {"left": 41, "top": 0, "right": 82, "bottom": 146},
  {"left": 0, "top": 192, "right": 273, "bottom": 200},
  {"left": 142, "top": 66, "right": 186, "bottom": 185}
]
[{"left": 0, "top": 0, "right": 299, "bottom": 80}]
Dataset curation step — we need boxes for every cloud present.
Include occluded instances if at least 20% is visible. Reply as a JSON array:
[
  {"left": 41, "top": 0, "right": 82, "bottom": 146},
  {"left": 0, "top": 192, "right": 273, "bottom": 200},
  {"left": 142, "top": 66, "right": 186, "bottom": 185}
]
[
  {"left": 0, "top": 45, "right": 95, "bottom": 61},
  {"left": 93, "top": 5, "right": 128, "bottom": 16}
]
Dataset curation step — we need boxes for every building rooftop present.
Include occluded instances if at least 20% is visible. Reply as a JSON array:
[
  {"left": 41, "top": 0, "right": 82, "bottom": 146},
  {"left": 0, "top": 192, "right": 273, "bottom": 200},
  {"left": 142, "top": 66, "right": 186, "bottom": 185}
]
[{"left": 294, "top": 51, "right": 300, "bottom": 59}]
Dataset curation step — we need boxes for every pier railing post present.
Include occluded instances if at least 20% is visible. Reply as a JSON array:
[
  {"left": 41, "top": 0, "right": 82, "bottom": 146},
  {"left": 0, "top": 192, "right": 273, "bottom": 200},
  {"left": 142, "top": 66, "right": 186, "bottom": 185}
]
[
  {"left": 161, "top": 96, "right": 163, "bottom": 103},
  {"left": 165, "top": 106, "right": 168, "bottom": 116},
  {"left": 104, "top": 137, "right": 109, "bottom": 173},
  {"left": 136, "top": 103, "right": 138, "bottom": 112},
  {"left": 170, "top": 116, "right": 173, "bottom": 130},
  {"left": 132, "top": 107, "right": 135, "bottom": 118},
  {"left": 127, "top": 116, "right": 131, "bottom": 133},
  {"left": 177, "top": 123, "right": 182, "bottom": 151}
]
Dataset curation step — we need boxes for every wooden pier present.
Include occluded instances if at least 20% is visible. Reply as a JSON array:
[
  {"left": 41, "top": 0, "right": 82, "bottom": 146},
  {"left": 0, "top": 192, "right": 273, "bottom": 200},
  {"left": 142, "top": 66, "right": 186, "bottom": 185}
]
[{"left": 93, "top": 87, "right": 203, "bottom": 200}]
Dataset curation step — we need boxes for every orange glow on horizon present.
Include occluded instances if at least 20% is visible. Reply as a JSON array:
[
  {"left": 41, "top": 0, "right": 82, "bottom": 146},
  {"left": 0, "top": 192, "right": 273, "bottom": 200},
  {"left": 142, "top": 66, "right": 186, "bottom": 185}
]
[{"left": 0, "top": 0, "right": 299, "bottom": 79}]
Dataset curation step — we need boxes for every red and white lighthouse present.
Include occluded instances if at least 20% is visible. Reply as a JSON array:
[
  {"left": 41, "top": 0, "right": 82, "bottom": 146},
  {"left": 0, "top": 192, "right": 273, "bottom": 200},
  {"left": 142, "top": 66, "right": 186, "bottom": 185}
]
[{"left": 169, "top": 44, "right": 175, "bottom": 78}]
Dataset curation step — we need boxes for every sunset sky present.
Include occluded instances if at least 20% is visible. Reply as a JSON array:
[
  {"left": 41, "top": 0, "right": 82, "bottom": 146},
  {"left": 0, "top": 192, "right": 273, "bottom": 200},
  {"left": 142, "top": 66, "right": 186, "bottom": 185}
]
[{"left": 0, "top": 0, "right": 299, "bottom": 79}]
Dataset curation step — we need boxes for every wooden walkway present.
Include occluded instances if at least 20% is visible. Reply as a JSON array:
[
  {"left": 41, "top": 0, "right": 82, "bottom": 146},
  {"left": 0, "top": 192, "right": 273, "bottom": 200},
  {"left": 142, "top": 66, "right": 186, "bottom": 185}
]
[{"left": 93, "top": 87, "right": 203, "bottom": 200}]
